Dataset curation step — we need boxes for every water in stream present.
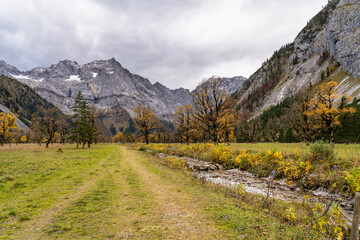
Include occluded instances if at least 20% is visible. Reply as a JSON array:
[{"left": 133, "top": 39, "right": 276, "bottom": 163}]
[{"left": 157, "top": 153, "right": 354, "bottom": 213}]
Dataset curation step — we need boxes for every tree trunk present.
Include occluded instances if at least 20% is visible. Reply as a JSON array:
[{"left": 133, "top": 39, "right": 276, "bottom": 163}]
[
  {"left": 46, "top": 136, "right": 52, "bottom": 148},
  {"left": 330, "top": 126, "right": 335, "bottom": 147},
  {"left": 350, "top": 192, "right": 360, "bottom": 240},
  {"left": 145, "top": 134, "right": 149, "bottom": 145},
  {"left": 87, "top": 142, "right": 91, "bottom": 148}
]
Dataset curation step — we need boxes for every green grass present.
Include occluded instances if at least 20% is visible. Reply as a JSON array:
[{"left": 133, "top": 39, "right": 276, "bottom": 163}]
[
  {"left": 0, "top": 144, "right": 325, "bottom": 239},
  {"left": 227, "top": 142, "right": 360, "bottom": 160}
]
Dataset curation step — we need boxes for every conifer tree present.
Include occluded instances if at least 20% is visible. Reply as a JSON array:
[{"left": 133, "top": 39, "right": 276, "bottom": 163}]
[{"left": 71, "top": 91, "right": 98, "bottom": 148}]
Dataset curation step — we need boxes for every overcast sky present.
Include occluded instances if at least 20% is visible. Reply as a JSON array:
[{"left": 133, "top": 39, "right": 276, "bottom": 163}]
[{"left": 0, "top": 0, "right": 328, "bottom": 90}]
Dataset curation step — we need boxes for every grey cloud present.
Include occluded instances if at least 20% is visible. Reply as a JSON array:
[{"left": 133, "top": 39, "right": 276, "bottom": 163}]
[{"left": 0, "top": 0, "right": 328, "bottom": 90}]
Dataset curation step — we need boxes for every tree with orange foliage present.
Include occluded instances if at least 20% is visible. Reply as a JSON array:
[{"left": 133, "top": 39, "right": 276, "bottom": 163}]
[
  {"left": 218, "top": 106, "right": 237, "bottom": 144},
  {"left": 307, "top": 81, "right": 356, "bottom": 146},
  {"left": 134, "top": 106, "right": 158, "bottom": 144},
  {"left": 0, "top": 112, "right": 18, "bottom": 146},
  {"left": 192, "top": 77, "right": 231, "bottom": 144}
]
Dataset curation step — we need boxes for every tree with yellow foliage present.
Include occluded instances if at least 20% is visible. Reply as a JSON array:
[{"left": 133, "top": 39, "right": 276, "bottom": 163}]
[
  {"left": 20, "top": 135, "right": 27, "bottom": 143},
  {"left": 307, "top": 81, "right": 356, "bottom": 146},
  {"left": 113, "top": 132, "right": 124, "bottom": 143},
  {"left": 192, "top": 77, "right": 231, "bottom": 144},
  {"left": 134, "top": 106, "right": 158, "bottom": 144},
  {"left": 174, "top": 104, "right": 193, "bottom": 144},
  {"left": 0, "top": 112, "right": 18, "bottom": 146},
  {"left": 218, "top": 107, "right": 236, "bottom": 144}
]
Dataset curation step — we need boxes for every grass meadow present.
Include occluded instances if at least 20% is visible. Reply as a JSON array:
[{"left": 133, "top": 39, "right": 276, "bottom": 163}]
[{"left": 0, "top": 143, "right": 328, "bottom": 239}]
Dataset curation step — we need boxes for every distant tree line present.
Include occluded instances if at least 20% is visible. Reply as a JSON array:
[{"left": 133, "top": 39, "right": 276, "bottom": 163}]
[{"left": 1, "top": 73, "right": 358, "bottom": 147}]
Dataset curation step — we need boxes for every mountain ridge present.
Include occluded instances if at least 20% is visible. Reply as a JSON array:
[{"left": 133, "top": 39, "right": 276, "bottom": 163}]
[
  {"left": 0, "top": 58, "right": 246, "bottom": 122},
  {"left": 0, "top": 58, "right": 193, "bottom": 121},
  {"left": 234, "top": 0, "right": 360, "bottom": 116}
]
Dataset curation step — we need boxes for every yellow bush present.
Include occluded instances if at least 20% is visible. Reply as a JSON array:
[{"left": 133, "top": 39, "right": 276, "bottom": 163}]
[
  {"left": 234, "top": 151, "right": 250, "bottom": 168},
  {"left": 161, "top": 156, "right": 189, "bottom": 172},
  {"left": 277, "top": 159, "right": 312, "bottom": 181},
  {"left": 219, "top": 151, "right": 232, "bottom": 163},
  {"left": 208, "top": 144, "right": 232, "bottom": 162},
  {"left": 344, "top": 167, "right": 360, "bottom": 194}
]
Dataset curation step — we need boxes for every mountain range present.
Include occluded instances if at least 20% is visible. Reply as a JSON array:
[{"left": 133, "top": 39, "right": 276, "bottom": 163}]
[
  {"left": 0, "top": 59, "right": 246, "bottom": 123},
  {"left": 1, "top": 0, "right": 359, "bottom": 134}
]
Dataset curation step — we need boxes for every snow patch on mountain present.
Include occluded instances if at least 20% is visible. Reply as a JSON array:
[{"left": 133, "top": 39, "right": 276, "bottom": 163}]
[{"left": 65, "top": 75, "right": 81, "bottom": 82}]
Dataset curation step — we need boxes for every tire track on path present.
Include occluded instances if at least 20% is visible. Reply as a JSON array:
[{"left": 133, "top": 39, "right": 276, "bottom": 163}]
[
  {"left": 120, "top": 146, "right": 226, "bottom": 240},
  {"left": 14, "top": 147, "right": 118, "bottom": 240}
]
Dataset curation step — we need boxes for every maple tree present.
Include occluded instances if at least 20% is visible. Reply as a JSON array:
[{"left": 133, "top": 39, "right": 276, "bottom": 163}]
[
  {"left": 307, "top": 81, "right": 356, "bottom": 146},
  {"left": 113, "top": 132, "right": 124, "bottom": 143},
  {"left": 218, "top": 107, "right": 236, "bottom": 144},
  {"left": 134, "top": 105, "right": 158, "bottom": 144},
  {"left": 0, "top": 112, "right": 18, "bottom": 146},
  {"left": 32, "top": 107, "right": 61, "bottom": 148},
  {"left": 192, "top": 77, "right": 232, "bottom": 144}
]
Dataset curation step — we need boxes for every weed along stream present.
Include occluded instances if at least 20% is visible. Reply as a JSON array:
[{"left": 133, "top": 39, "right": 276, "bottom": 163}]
[{"left": 156, "top": 152, "right": 355, "bottom": 220}]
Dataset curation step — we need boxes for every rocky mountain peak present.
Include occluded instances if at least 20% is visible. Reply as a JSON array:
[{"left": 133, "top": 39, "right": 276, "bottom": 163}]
[
  {"left": 0, "top": 59, "right": 193, "bottom": 120},
  {"left": 235, "top": 0, "right": 360, "bottom": 116},
  {"left": 0, "top": 60, "right": 21, "bottom": 75},
  {"left": 194, "top": 75, "right": 247, "bottom": 95}
]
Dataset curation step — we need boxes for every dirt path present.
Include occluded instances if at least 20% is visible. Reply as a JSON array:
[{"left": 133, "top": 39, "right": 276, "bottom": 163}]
[
  {"left": 10, "top": 146, "right": 228, "bottom": 239},
  {"left": 3, "top": 145, "right": 325, "bottom": 239},
  {"left": 119, "top": 146, "right": 226, "bottom": 239}
]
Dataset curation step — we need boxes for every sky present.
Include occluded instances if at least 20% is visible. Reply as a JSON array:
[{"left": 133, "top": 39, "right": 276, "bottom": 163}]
[{"left": 0, "top": 0, "right": 328, "bottom": 90}]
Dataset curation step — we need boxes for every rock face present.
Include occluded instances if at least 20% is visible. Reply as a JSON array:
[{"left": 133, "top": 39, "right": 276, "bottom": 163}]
[
  {"left": 0, "top": 58, "right": 192, "bottom": 121},
  {"left": 0, "top": 103, "right": 28, "bottom": 131},
  {"left": 194, "top": 76, "right": 247, "bottom": 95},
  {"left": 327, "top": 0, "right": 360, "bottom": 78},
  {"left": 235, "top": 0, "right": 360, "bottom": 116}
]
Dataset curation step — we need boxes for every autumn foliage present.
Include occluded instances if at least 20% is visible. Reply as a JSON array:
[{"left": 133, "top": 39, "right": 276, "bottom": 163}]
[
  {"left": 306, "top": 81, "right": 356, "bottom": 146},
  {"left": 134, "top": 105, "right": 158, "bottom": 144},
  {"left": 0, "top": 112, "right": 18, "bottom": 145}
]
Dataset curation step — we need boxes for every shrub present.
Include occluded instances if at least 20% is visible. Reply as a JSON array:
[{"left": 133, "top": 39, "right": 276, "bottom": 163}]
[
  {"left": 161, "top": 156, "right": 189, "bottom": 172},
  {"left": 137, "top": 146, "right": 146, "bottom": 151},
  {"left": 207, "top": 144, "right": 231, "bottom": 163},
  {"left": 344, "top": 167, "right": 360, "bottom": 195},
  {"left": 308, "top": 141, "right": 334, "bottom": 163},
  {"left": 277, "top": 159, "right": 312, "bottom": 183},
  {"left": 234, "top": 151, "right": 250, "bottom": 169}
]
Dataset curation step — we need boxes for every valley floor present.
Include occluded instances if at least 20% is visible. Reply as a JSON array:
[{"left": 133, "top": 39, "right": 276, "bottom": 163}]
[{"left": 0, "top": 144, "right": 321, "bottom": 239}]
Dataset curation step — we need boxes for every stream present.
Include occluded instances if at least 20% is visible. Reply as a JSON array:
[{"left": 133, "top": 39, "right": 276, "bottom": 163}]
[{"left": 156, "top": 153, "right": 355, "bottom": 223}]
